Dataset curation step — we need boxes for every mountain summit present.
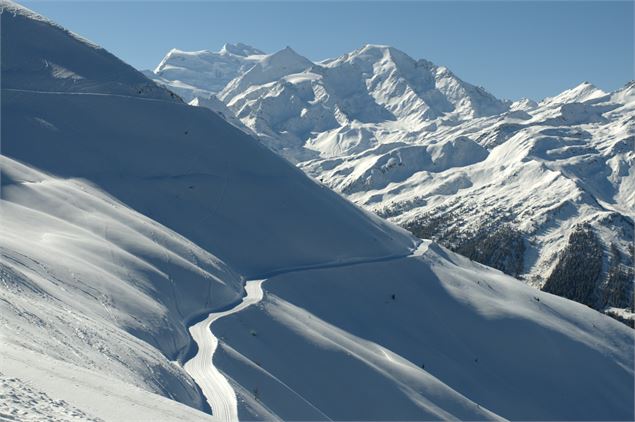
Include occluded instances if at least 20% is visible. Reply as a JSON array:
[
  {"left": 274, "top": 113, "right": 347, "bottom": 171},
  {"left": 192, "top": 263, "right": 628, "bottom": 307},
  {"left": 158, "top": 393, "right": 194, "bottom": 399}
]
[
  {"left": 151, "top": 43, "right": 266, "bottom": 99},
  {"left": 220, "top": 42, "right": 264, "bottom": 57},
  {"left": 149, "top": 44, "right": 508, "bottom": 154}
]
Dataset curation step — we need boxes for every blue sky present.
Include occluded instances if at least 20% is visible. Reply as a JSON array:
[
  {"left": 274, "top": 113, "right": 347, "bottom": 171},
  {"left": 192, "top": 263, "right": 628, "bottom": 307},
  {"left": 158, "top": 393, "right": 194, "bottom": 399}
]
[{"left": 24, "top": 1, "right": 633, "bottom": 100}]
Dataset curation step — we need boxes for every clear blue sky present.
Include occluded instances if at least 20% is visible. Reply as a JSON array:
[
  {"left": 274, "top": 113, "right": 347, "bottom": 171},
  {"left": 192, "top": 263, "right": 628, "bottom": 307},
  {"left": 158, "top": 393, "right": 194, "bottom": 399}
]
[{"left": 23, "top": 1, "right": 634, "bottom": 100}]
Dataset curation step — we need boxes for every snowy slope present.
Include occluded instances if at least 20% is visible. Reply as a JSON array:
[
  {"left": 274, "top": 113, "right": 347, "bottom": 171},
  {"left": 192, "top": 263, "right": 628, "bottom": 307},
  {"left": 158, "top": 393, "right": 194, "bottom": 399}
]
[
  {"left": 153, "top": 43, "right": 634, "bottom": 318},
  {"left": 0, "top": 1, "right": 404, "bottom": 418},
  {"left": 1, "top": 2, "right": 634, "bottom": 421},
  {"left": 215, "top": 243, "right": 633, "bottom": 421},
  {"left": 2, "top": 2, "right": 177, "bottom": 101}
]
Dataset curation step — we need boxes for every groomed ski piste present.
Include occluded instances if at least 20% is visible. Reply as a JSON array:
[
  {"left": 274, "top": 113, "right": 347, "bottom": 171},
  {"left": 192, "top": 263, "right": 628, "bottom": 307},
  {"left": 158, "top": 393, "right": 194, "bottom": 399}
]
[
  {"left": 185, "top": 279, "right": 266, "bottom": 422},
  {"left": 184, "top": 251, "right": 422, "bottom": 421},
  {"left": 1, "top": 1, "right": 634, "bottom": 421}
]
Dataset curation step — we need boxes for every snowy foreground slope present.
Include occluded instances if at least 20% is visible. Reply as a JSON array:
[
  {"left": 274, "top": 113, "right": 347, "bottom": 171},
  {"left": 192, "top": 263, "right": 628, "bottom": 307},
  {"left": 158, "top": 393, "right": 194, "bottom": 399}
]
[
  {"left": 148, "top": 44, "right": 635, "bottom": 320},
  {"left": 217, "top": 243, "right": 633, "bottom": 421},
  {"left": 1, "top": 2, "right": 633, "bottom": 421}
]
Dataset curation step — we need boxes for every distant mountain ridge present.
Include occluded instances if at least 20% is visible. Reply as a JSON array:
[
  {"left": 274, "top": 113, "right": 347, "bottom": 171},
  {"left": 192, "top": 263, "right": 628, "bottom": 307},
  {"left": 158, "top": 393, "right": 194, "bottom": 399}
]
[
  {"left": 147, "top": 43, "right": 635, "bottom": 321},
  {"left": 148, "top": 44, "right": 509, "bottom": 150},
  {"left": 145, "top": 43, "right": 266, "bottom": 100}
]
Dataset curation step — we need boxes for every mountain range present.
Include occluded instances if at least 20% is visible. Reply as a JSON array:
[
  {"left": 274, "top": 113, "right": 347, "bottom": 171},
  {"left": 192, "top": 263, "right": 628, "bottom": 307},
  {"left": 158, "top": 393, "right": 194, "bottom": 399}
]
[{"left": 147, "top": 43, "right": 635, "bottom": 323}]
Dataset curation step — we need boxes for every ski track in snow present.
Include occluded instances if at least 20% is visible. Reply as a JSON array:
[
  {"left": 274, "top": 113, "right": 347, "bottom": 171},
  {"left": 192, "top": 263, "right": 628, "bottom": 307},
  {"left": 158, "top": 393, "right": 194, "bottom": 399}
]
[
  {"left": 183, "top": 246, "right": 427, "bottom": 421},
  {"left": 1, "top": 88, "right": 180, "bottom": 104},
  {"left": 184, "top": 279, "right": 265, "bottom": 422}
]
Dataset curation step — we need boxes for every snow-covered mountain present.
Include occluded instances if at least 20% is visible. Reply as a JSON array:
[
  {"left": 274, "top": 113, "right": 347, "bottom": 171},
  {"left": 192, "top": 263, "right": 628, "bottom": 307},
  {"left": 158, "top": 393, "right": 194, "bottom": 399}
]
[
  {"left": 1, "top": 2, "right": 633, "bottom": 421},
  {"left": 147, "top": 44, "right": 509, "bottom": 160},
  {"left": 144, "top": 43, "right": 266, "bottom": 102},
  {"left": 149, "top": 43, "right": 634, "bottom": 322}
]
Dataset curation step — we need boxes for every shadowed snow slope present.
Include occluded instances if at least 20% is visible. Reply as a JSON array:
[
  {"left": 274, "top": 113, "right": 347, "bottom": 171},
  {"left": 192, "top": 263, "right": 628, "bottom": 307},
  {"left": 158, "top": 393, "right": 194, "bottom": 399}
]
[
  {"left": 215, "top": 243, "right": 633, "bottom": 421},
  {"left": 1, "top": 1, "right": 633, "bottom": 421}
]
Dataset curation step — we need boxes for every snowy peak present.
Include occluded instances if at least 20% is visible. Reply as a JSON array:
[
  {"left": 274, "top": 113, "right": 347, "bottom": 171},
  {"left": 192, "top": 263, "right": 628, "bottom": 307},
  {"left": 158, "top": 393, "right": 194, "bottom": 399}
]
[
  {"left": 158, "top": 42, "right": 511, "bottom": 162},
  {"left": 323, "top": 44, "right": 429, "bottom": 81},
  {"left": 321, "top": 44, "right": 507, "bottom": 121},
  {"left": 510, "top": 97, "right": 539, "bottom": 111},
  {"left": 259, "top": 46, "right": 312, "bottom": 70},
  {"left": 219, "top": 42, "right": 264, "bottom": 57},
  {"left": 219, "top": 46, "right": 313, "bottom": 101},
  {"left": 611, "top": 80, "right": 635, "bottom": 104},
  {"left": 153, "top": 41, "right": 507, "bottom": 125},
  {"left": 327, "top": 44, "right": 412, "bottom": 67},
  {"left": 151, "top": 44, "right": 265, "bottom": 101},
  {"left": 542, "top": 81, "right": 607, "bottom": 106}
]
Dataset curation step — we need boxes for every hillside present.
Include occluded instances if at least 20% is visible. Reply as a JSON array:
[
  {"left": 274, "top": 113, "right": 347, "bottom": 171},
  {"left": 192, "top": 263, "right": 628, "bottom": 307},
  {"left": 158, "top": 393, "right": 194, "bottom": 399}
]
[{"left": 1, "top": 2, "right": 633, "bottom": 421}]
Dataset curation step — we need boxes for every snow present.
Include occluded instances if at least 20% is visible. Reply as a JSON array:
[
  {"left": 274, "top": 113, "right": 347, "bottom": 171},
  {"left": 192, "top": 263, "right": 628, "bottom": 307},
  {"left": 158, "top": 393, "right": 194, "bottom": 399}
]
[
  {"left": 2, "top": 1, "right": 634, "bottom": 421},
  {"left": 605, "top": 307, "right": 635, "bottom": 324},
  {"left": 185, "top": 280, "right": 265, "bottom": 421},
  {"left": 213, "top": 242, "right": 634, "bottom": 420},
  {"left": 153, "top": 40, "right": 634, "bottom": 316},
  {"left": 188, "top": 95, "right": 251, "bottom": 134},
  {"left": 1, "top": 1, "right": 176, "bottom": 101},
  {"left": 151, "top": 44, "right": 265, "bottom": 102},
  {"left": 1, "top": 342, "right": 215, "bottom": 422},
  {"left": 541, "top": 81, "right": 607, "bottom": 106},
  {"left": 153, "top": 43, "right": 508, "bottom": 162},
  {"left": 0, "top": 373, "right": 103, "bottom": 422},
  {"left": 219, "top": 47, "right": 314, "bottom": 104}
]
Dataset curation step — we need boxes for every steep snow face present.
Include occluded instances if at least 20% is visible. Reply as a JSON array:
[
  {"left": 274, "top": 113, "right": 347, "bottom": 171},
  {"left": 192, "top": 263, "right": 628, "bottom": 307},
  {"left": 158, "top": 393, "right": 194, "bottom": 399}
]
[
  {"left": 151, "top": 43, "right": 265, "bottom": 102},
  {"left": 323, "top": 45, "right": 508, "bottom": 121},
  {"left": 1, "top": 156, "right": 240, "bottom": 414},
  {"left": 2, "top": 88, "right": 415, "bottom": 274},
  {"left": 301, "top": 87, "right": 635, "bottom": 315},
  {"left": 189, "top": 95, "right": 251, "bottom": 134},
  {"left": 153, "top": 42, "right": 634, "bottom": 317},
  {"left": 318, "top": 87, "right": 635, "bottom": 316},
  {"left": 1, "top": 1, "right": 177, "bottom": 101},
  {"left": 219, "top": 42, "right": 264, "bottom": 57}
]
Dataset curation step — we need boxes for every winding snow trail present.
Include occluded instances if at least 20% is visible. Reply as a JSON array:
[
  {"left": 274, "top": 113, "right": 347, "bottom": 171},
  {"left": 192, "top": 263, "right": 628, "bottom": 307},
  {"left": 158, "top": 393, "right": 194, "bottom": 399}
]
[
  {"left": 184, "top": 279, "right": 265, "bottom": 422},
  {"left": 183, "top": 244, "right": 428, "bottom": 421}
]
